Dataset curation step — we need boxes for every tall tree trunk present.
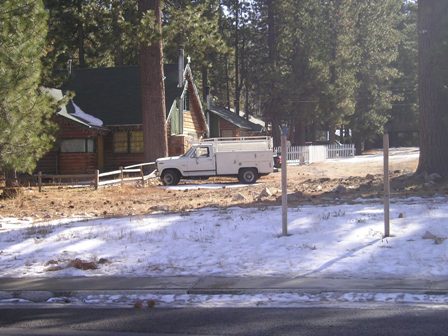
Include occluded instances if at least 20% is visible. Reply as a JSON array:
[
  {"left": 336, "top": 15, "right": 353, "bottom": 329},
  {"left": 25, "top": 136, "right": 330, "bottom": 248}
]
[
  {"left": 416, "top": 0, "right": 448, "bottom": 177},
  {"left": 138, "top": 0, "right": 167, "bottom": 163},
  {"left": 225, "top": 56, "right": 231, "bottom": 109},
  {"left": 234, "top": 0, "right": 240, "bottom": 116},
  {"left": 293, "top": 118, "right": 306, "bottom": 146},
  {"left": 272, "top": 116, "right": 281, "bottom": 147},
  {"left": 77, "top": 0, "right": 86, "bottom": 67},
  {"left": 267, "top": 0, "right": 277, "bottom": 65},
  {"left": 266, "top": 0, "right": 281, "bottom": 146},
  {"left": 112, "top": 1, "right": 124, "bottom": 66},
  {"left": 4, "top": 170, "right": 17, "bottom": 188},
  {"left": 244, "top": 81, "right": 249, "bottom": 119},
  {"left": 202, "top": 65, "right": 208, "bottom": 103},
  {"left": 328, "top": 125, "right": 336, "bottom": 142},
  {"left": 353, "top": 132, "right": 364, "bottom": 155}
]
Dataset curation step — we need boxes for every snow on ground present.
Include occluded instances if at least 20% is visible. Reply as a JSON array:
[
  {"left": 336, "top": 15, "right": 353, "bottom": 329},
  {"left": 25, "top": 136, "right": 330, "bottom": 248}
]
[
  {"left": 0, "top": 196, "right": 447, "bottom": 280},
  {"left": 326, "top": 147, "right": 419, "bottom": 164},
  {"left": 164, "top": 183, "right": 260, "bottom": 191},
  {"left": 4, "top": 291, "right": 448, "bottom": 308},
  {"left": 63, "top": 291, "right": 448, "bottom": 308}
]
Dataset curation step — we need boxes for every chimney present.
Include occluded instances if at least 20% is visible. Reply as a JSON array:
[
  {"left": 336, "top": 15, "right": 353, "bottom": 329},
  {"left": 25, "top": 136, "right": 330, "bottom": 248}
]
[{"left": 178, "top": 49, "right": 184, "bottom": 88}]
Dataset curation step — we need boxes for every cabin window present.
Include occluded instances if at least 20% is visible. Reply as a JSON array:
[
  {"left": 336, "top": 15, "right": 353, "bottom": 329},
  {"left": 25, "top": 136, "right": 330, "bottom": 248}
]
[
  {"left": 130, "top": 131, "right": 144, "bottom": 153},
  {"left": 60, "top": 139, "right": 95, "bottom": 153},
  {"left": 113, "top": 132, "right": 128, "bottom": 153},
  {"left": 183, "top": 91, "right": 189, "bottom": 111},
  {"left": 113, "top": 130, "right": 144, "bottom": 153}
]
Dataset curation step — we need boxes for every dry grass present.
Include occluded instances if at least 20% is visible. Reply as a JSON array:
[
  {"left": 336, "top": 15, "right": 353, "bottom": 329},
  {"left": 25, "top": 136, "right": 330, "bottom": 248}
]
[{"left": 0, "top": 154, "right": 446, "bottom": 221}]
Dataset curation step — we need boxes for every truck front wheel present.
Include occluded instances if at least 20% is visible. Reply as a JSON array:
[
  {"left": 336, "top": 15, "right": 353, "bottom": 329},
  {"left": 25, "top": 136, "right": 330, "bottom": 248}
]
[
  {"left": 238, "top": 168, "right": 258, "bottom": 184},
  {"left": 161, "top": 169, "right": 180, "bottom": 186}
]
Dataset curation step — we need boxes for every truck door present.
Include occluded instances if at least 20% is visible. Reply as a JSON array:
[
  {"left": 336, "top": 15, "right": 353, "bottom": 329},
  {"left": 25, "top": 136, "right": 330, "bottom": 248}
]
[{"left": 186, "top": 145, "right": 216, "bottom": 176}]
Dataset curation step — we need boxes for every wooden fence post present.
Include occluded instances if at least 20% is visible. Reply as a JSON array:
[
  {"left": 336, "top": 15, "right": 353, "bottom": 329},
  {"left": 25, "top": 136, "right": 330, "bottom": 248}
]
[
  {"left": 281, "top": 126, "right": 288, "bottom": 236},
  {"left": 38, "top": 172, "right": 42, "bottom": 192},
  {"left": 120, "top": 166, "right": 124, "bottom": 187},
  {"left": 384, "top": 133, "right": 390, "bottom": 237},
  {"left": 95, "top": 170, "right": 99, "bottom": 190},
  {"left": 140, "top": 166, "right": 145, "bottom": 187}
]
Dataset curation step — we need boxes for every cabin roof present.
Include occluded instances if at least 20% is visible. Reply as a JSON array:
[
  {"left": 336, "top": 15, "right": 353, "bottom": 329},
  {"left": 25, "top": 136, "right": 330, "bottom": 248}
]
[
  {"left": 207, "top": 106, "right": 264, "bottom": 132},
  {"left": 62, "top": 65, "right": 181, "bottom": 125}
]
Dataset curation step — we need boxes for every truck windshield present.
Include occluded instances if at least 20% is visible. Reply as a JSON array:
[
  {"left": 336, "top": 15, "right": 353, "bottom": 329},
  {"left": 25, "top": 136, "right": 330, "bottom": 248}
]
[{"left": 181, "top": 147, "right": 195, "bottom": 157}]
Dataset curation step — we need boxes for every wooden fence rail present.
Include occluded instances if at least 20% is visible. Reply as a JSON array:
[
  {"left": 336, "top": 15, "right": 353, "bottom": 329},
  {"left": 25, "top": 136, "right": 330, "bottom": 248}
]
[
  {"left": 36, "top": 162, "right": 157, "bottom": 192},
  {"left": 37, "top": 172, "right": 97, "bottom": 192}
]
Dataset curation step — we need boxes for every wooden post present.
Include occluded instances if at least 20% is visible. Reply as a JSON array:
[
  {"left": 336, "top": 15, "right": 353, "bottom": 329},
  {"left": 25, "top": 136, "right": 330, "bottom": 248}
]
[
  {"left": 38, "top": 171, "right": 42, "bottom": 192},
  {"left": 281, "top": 126, "right": 288, "bottom": 236},
  {"left": 95, "top": 170, "right": 99, "bottom": 190},
  {"left": 140, "top": 166, "right": 145, "bottom": 187},
  {"left": 383, "top": 133, "right": 390, "bottom": 237},
  {"left": 120, "top": 166, "right": 124, "bottom": 187}
]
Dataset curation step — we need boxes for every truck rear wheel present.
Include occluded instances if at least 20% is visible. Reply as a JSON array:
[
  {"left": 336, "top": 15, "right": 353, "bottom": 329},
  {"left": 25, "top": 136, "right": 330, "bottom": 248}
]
[
  {"left": 238, "top": 168, "right": 258, "bottom": 184},
  {"left": 161, "top": 169, "right": 180, "bottom": 186}
]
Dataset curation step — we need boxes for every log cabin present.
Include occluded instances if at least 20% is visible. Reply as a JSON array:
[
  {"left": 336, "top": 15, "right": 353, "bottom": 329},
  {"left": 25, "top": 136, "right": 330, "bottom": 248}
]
[{"left": 36, "top": 62, "right": 208, "bottom": 174}]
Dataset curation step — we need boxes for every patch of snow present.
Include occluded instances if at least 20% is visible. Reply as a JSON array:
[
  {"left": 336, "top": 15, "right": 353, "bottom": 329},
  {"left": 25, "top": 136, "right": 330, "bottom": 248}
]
[
  {"left": 326, "top": 147, "right": 419, "bottom": 164},
  {"left": 0, "top": 298, "right": 32, "bottom": 304},
  {"left": 163, "top": 183, "right": 260, "bottom": 191},
  {"left": 71, "top": 101, "right": 103, "bottom": 127},
  {"left": 8, "top": 292, "right": 448, "bottom": 308},
  {"left": 1, "top": 197, "right": 448, "bottom": 280}
]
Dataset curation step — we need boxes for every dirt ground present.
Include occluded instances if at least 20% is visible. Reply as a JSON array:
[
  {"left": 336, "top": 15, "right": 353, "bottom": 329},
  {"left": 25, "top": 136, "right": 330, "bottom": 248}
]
[{"left": 0, "top": 148, "right": 446, "bottom": 222}]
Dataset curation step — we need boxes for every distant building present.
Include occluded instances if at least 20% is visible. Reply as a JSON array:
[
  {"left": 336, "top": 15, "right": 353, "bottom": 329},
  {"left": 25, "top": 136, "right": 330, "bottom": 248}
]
[{"left": 206, "top": 106, "right": 265, "bottom": 138}]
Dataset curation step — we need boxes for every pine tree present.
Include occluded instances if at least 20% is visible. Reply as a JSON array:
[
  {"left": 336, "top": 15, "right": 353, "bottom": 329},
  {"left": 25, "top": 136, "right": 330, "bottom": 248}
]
[
  {"left": 389, "top": 2, "right": 418, "bottom": 147},
  {"left": 164, "top": 0, "right": 229, "bottom": 102},
  {"left": 314, "top": 0, "right": 358, "bottom": 143},
  {"left": 282, "top": 0, "right": 323, "bottom": 145},
  {"left": 246, "top": 0, "right": 289, "bottom": 146},
  {"left": 0, "top": 0, "right": 56, "bottom": 188},
  {"left": 349, "top": 0, "right": 402, "bottom": 153},
  {"left": 43, "top": 0, "right": 140, "bottom": 86}
]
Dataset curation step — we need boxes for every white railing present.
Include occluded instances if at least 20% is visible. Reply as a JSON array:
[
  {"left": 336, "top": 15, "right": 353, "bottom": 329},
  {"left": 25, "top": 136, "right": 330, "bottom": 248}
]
[
  {"left": 327, "top": 144, "right": 356, "bottom": 159},
  {"left": 274, "top": 146, "right": 309, "bottom": 164},
  {"left": 274, "top": 144, "right": 355, "bottom": 165}
]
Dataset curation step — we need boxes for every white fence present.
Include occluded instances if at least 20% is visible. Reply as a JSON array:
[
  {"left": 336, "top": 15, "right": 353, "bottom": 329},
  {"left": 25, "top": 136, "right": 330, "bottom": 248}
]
[
  {"left": 274, "top": 144, "right": 355, "bottom": 165},
  {"left": 327, "top": 143, "right": 356, "bottom": 159}
]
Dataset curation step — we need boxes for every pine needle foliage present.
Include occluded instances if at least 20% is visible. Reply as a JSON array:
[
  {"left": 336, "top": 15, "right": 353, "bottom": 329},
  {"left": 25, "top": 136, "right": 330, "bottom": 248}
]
[{"left": 0, "top": 0, "right": 56, "bottom": 175}]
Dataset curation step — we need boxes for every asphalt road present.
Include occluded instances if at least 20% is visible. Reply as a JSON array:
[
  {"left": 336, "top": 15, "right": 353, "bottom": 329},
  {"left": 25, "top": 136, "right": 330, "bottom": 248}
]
[{"left": 1, "top": 305, "right": 448, "bottom": 336}]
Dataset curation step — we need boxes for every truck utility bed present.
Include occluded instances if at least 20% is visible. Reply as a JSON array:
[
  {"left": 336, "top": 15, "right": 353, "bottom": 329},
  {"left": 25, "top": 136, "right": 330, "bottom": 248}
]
[{"left": 202, "top": 136, "right": 273, "bottom": 152}]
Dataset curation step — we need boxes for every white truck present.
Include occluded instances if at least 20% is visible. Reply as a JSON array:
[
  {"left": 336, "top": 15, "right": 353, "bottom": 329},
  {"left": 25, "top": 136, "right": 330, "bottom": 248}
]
[{"left": 156, "top": 136, "right": 274, "bottom": 185}]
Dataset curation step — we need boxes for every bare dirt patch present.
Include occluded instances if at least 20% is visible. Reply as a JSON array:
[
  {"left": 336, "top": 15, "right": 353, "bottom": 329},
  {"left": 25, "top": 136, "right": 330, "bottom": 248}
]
[{"left": 0, "top": 149, "right": 446, "bottom": 221}]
